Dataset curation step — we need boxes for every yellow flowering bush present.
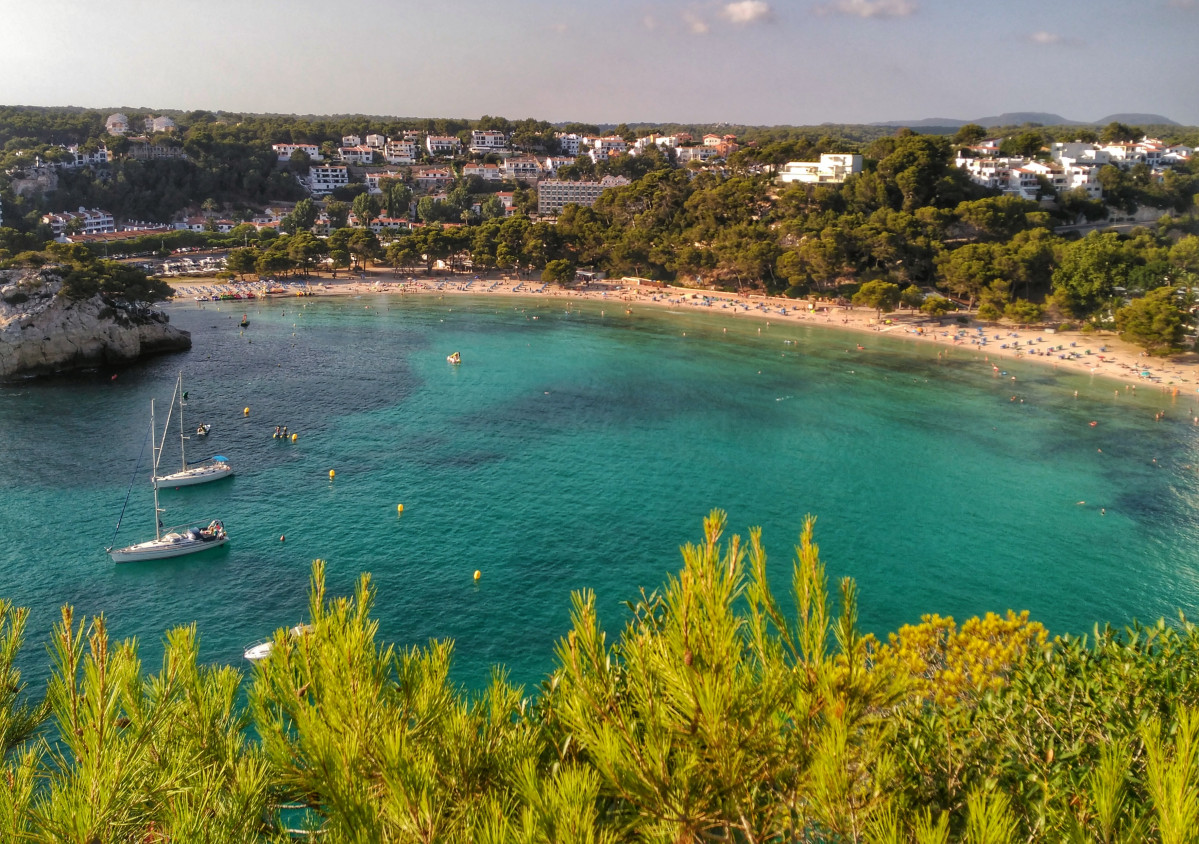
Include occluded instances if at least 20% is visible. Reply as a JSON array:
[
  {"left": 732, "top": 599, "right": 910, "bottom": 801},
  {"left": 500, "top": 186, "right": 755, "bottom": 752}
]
[{"left": 871, "top": 610, "right": 1048, "bottom": 706}]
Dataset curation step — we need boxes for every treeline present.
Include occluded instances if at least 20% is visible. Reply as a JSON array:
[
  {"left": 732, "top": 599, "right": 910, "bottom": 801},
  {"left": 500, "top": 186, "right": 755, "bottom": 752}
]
[{"left": 3, "top": 511, "right": 1199, "bottom": 841}]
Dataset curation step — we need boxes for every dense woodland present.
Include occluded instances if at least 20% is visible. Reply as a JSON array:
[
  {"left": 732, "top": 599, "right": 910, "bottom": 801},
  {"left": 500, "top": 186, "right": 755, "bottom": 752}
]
[
  {"left": 3, "top": 512, "right": 1199, "bottom": 842},
  {"left": 3, "top": 107, "right": 1199, "bottom": 350}
]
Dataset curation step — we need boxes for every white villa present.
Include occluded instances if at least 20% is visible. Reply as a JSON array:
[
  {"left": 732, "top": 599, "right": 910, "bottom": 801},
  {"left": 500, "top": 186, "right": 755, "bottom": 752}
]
[
  {"left": 778, "top": 153, "right": 864, "bottom": 185},
  {"left": 426, "top": 135, "right": 462, "bottom": 156},
  {"left": 384, "top": 140, "right": 417, "bottom": 164},
  {"left": 338, "top": 145, "right": 375, "bottom": 165},
  {"left": 272, "top": 143, "right": 323, "bottom": 162},
  {"left": 309, "top": 165, "right": 349, "bottom": 195},
  {"left": 463, "top": 162, "right": 503, "bottom": 182},
  {"left": 62, "top": 144, "right": 110, "bottom": 168},
  {"left": 365, "top": 171, "right": 407, "bottom": 194},
  {"left": 470, "top": 130, "right": 507, "bottom": 153},
  {"left": 556, "top": 133, "right": 581, "bottom": 156},
  {"left": 502, "top": 157, "right": 542, "bottom": 183},
  {"left": 42, "top": 207, "right": 116, "bottom": 237}
]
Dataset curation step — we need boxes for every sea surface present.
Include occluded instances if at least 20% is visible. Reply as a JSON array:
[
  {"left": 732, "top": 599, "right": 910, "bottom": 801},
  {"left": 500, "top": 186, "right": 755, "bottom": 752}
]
[{"left": 3, "top": 293, "right": 1199, "bottom": 692}]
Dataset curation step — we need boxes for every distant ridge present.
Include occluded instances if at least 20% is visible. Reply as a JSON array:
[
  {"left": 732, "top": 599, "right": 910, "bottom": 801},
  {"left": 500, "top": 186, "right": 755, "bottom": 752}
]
[{"left": 874, "top": 111, "right": 1179, "bottom": 129}]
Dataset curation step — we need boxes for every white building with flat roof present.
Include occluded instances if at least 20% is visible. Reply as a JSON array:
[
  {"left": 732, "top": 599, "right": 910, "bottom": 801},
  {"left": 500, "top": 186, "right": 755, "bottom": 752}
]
[
  {"left": 426, "top": 135, "right": 462, "bottom": 156},
  {"left": 42, "top": 207, "right": 116, "bottom": 237},
  {"left": 309, "top": 165, "right": 349, "bottom": 195},
  {"left": 272, "top": 143, "right": 323, "bottom": 162},
  {"left": 338, "top": 145, "right": 375, "bottom": 165},
  {"left": 537, "top": 175, "right": 630, "bottom": 215},
  {"left": 778, "top": 153, "right": 863, "bottom": 185},
  {"left": 384, "top": 140, "right": 417, "bottom": 165},
  {"left": 470, "top": 130, "right": 507, "bottom": 152}
]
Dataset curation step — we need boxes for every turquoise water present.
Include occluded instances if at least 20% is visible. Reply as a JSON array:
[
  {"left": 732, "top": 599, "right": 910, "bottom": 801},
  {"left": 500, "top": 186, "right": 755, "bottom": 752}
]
[{"left": 3, "top": 293, "right": 1199, "bottom": 690}]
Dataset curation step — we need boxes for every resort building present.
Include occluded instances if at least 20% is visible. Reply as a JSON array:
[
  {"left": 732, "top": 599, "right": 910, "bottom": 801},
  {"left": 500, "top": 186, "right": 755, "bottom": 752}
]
[
  {"left": 470, "top": 130, "right": 507, "bottom": 153},
  {"left": 105, "top": 113, "right": 129, "bottom": 135},
  {"left": 502, "top": 157, "right": 542, "bottom": 183},
  {"left": 41, "top": 207, "right": 116, "bottom": 238},
  {"left": 588, "top": 136, "right": 627, "bottom": 163},
  {"left": 463, "top": 162, "right": 502, "bottom": 182},
  {"left": 425, "top": 135, "right": 462, "bottom": 157},
  {"left": 384, "top": 140, "right": 417, "bottom": 165},
  {"left": 412, "top": 167, "right": 453, "bottom": 190},
  {"left": 675, "top": 146, "right": 722, "bottom": 164},
  {"left": 556, "top": 133, "right": 581, "bottom": 156},
  {"left": 365, "top": 171, "right": 406, "bottom": 194},
  {"left": 145, "top": 116, "right": 176, "bottom": 134},
  {"left": 542, "top": 156, "right": 575, "bottom": 176},
  {"left": 62, "top": 144, "right": 110, "bottom": 168},
  {"left": 272, "top": 143, "right": 323, "bottom": 162},
  {"left": 365, "top": 134, "right": 386, "bottom": 149},
  {"left": 955, "top": 156, "right": 1103, "bottom": 200},
  {"left": 777, "top": 153, "right": 864, "bottom": 185},
  {"left": 536, "top": 175, "right": 630, "bottom": 215},
  {"left": 338, "top": 145, "right": 375, "bottom": 165},
  {"left": 341, "top": 135, "right": 362, "bottom": 148},
  {"left": 308, "top": 165, "right": 349, "bottom": 195}
]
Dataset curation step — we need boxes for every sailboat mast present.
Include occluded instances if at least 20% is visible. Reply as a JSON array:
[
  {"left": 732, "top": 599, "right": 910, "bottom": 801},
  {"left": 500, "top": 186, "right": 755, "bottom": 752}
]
[
  {"left": 150, "top": 399, "right": 162, "bottom": 540},
  {"left": 177, "top": 372, "right": 187, "bottom": 472}
]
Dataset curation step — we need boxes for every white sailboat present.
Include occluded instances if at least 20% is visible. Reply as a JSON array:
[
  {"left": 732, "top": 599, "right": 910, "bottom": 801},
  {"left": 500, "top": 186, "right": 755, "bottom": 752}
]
[
  {"left": 153, "top": 373, "right": 233, "bottom": 489},
  {"left": 108, "top": 399, "right": 230, "bottom": 563}
]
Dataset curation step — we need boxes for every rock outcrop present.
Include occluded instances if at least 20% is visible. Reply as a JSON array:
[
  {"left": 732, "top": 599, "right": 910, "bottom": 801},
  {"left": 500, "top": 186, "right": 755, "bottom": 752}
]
[{"left": 0, "top": 268, "right": 190, "bottom": 380}]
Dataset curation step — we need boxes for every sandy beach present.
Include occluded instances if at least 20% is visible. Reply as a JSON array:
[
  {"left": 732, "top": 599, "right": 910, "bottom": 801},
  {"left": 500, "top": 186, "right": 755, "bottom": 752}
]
[{"left": 170, "top": 271, "right": 1199, "bottom": 399}]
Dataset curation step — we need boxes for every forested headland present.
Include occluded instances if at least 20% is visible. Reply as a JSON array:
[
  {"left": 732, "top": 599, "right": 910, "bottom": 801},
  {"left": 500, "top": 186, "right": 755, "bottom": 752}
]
[
  {"left": 2, "top": 106, "right": 1199, "bottom": 352},
  {"left": 2, "top": 511, "right": 1199, "bottom": 841}
]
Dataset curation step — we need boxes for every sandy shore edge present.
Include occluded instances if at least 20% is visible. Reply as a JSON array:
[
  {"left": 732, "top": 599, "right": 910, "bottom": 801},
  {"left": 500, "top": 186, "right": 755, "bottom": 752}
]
[{"left": 170, "top": 272, "right": 1199, "bottom": 396}]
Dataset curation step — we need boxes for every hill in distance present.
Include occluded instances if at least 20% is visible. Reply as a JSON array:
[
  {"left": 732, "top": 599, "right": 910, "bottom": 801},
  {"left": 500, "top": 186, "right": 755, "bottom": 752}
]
[{"left": 874, "top": 111, "right": 1179, "bottom": 128}]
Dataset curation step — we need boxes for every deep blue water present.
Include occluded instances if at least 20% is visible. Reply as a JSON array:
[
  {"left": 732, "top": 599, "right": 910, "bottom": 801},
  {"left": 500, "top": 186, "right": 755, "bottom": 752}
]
[{"left": 3, "top": 293, "right": 1198, "bottom": 691}]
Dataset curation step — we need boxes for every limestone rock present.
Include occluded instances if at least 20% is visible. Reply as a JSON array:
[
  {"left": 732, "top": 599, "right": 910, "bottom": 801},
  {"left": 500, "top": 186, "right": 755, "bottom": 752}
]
[{"left": 0, "top": 268, "right": 190, "bottom": 380}]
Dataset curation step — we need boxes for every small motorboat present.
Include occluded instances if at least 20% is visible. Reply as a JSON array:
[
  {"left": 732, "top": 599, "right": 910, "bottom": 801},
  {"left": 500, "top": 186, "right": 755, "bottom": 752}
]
[
  {"left": 195, "top": 424, "right": 211, "bottom": 437},
  {"left": 239, "top": 313, "right": 250, "bottom": 327},
  {"left": 244, "top": 623, "right": 314, "bottom": 662},
  {"left": 447, "top": 351, "right": 461, "bottom": 364}
]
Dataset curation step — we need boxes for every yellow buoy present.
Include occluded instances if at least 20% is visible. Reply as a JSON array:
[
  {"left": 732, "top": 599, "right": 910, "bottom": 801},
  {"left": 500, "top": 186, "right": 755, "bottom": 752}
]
[
  {"left": 397, "top": 503, "right": 404, "bottom": 513},
  {"left": 291, "top": 433, "right": 297, "bottom": 442},
  {"left": 243, "top": 407, "right": 250, "bottom": 416},
  {"left": 328, "top": 469, "right": 335, "bottom": 479},
  {"left": 473, "top": 570, "right": 481, "bottom": 581}
]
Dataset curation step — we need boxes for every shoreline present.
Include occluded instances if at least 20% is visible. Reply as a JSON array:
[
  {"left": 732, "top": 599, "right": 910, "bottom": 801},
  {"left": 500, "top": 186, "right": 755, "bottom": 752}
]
[{"left": 169, "top": 272, "right": 1199, "bottom": 397}]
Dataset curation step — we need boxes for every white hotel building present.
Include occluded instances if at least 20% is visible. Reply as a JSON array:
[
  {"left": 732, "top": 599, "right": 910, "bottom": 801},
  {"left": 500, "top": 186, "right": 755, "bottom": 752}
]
[
  {"left": 308, "top": 165, "right": 349, "bottom": 195},
  {"left": 537, "top": 176, "right": 630, "bottom": 215}
]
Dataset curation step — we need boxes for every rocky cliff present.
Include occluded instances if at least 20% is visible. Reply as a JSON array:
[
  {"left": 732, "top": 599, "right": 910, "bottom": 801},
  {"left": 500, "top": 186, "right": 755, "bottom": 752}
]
[{"left": 0, "top": 268, "right": 190, "bottom": 380}]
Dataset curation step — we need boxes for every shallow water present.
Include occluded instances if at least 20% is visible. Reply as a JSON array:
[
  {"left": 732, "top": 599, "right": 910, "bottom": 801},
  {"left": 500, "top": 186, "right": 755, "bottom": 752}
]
[{"left": 2, "top": 293, "right": 1197, "bottom": 690}]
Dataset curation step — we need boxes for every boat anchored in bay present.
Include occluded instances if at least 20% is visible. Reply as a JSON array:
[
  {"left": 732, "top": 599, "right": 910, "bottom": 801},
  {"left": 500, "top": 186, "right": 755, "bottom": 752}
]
[
  {"left": 108, "top": 398, "right": 231, "bottom": 563},
  {"left": 153, "top": 373, "right": 233, "bottom": 489}
]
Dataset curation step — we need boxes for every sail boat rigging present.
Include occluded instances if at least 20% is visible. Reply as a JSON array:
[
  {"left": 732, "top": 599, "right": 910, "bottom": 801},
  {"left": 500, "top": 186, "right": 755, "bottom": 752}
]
[
  {"left": 153, "top": 372, "right": 233, "bottom": 488},
  {"left": 108, "top": 399, "right": 229, "bottom": 563}
]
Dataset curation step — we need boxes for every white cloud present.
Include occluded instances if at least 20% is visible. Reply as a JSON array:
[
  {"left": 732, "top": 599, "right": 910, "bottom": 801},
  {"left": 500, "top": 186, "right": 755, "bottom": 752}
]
[
  {"left": 722, "top": 1, "right": 774, "bottom": 24},
  {"left": 683, "top": 12, "right": 710, "bottom": 34},
  {"left": 815, "top": 0, "right": 916, "bottom": 18}
]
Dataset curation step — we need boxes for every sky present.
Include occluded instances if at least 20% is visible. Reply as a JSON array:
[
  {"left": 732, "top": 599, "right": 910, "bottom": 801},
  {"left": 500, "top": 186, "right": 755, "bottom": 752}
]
[{"left": 1, "top": 0, "right": 1196, "bottom": 126}]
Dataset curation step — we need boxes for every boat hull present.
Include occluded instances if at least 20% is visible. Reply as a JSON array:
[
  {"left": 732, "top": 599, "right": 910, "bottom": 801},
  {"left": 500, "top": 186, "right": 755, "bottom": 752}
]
[
  {"left": 154, "top": 464, "right": 233, "bottom": 488},
  {"left": 110, "top": 534, "right": 228, "bottom": 563}
]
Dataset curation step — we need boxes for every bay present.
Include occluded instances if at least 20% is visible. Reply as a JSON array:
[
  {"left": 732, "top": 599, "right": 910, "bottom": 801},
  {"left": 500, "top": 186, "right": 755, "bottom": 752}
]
[{"left": 2, "top": 293, "right": 1198, "bottom": 690}]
